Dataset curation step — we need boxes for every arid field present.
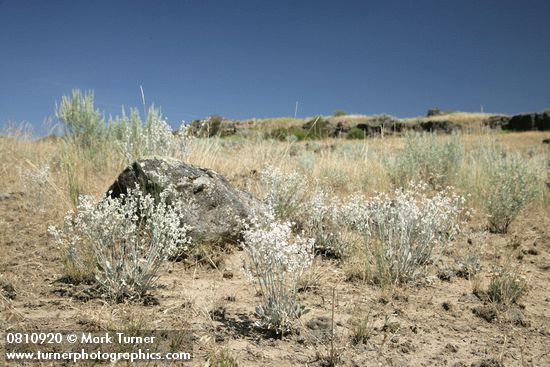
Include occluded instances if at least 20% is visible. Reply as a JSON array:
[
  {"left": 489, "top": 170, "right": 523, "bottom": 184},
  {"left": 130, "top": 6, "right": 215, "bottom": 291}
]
[{"left": 1, "top": 102, "right": 549, "bottom": 366}]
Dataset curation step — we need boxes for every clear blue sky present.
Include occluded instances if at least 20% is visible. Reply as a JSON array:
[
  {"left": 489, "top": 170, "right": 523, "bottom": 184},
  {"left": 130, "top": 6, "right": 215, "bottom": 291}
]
[{"left": 1, "top": 0, "right": 549, "bottom": 135}]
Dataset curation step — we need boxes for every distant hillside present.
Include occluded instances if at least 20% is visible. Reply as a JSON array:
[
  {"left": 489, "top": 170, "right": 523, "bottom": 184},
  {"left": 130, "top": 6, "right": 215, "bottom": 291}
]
[{"left": 185, "top": 110, "right": 549, "bottom": 140}]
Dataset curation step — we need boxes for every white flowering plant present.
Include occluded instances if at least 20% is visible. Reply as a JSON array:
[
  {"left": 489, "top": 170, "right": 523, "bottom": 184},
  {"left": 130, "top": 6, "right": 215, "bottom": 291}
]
[
  {"left": 345, "top": 183, "right": 466, "bottom": 285},
  {"left": 49, "top": 186, "right": 191, "bottom": 302},
  {"left": 18, "top": 164, "right": 51, "bottom": 211},
  {"left": 112, "top": 106, "right": 188, "bottom": 163},
  {"left": 303, "top": 191, "right": 348, "bottom": 258},
  {"left": 260, "top": 166, "right": 308, "bottom": 221},
  {"left": 488, "top": 266, "right": 527, "bottom": 306},
  {"left": 241, "top": 208, "right": 314, "bottom": 334}
]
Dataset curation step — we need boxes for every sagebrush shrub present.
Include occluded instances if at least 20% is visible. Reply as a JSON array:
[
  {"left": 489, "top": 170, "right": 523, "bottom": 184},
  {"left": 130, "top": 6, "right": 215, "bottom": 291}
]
[
  {"left": 478, "top": 149, "right": 539, "bottom": 233},
  {"left": 241, "top": 209, "right": 314, "bottom": 334},
  {"left": 386, "top": 132, "right": 464, "bottom": 188},
  {"left": 110, "top": 106, "right": 188, "bottom": 162},
  {"left": 49, "top": 187, "right": 191, "bottom": 302},
  {"left": 345, "top": 183, "right": 465, "bottom": 285},
  {"left": 57, "top": 89, "right": 187, "bottom": 162},
  {"left": 56, "top": 89, "right": 106, "bottom": 148},
  {"left": 260, "top": 166, "right": 308, "bottom": 221}
]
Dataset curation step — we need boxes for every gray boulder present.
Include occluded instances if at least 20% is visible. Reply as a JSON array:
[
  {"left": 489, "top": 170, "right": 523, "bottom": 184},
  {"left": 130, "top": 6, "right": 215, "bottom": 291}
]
[{"left": 107, "top": 158, "right": 262, "bottom": 245}]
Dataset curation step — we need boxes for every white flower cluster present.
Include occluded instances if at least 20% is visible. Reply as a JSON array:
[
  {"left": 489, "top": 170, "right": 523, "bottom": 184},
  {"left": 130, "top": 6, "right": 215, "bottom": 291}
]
[
  {"left": 116, "top": 107, "right": 188, "bottom": 163},
  {"left": 345, "top": 182, "right": 465, "bottom": 283},
  {"left": 260, "top": 166, "right": 308, "bottom": 221},
  {"left": 488, "top": 265, "right": 527, "bottom": 305},
  {"left": 241, "top": 208, "right": 314, "bottom": 333},
  {"left": 303, "top": 191, "right": 348, "bottom": 258},
  {"left": 18, "top": 164, "right": 50, "bottom": 211},
  {"left": 49, "top": 187, "right": 191, "bottom": 301}
]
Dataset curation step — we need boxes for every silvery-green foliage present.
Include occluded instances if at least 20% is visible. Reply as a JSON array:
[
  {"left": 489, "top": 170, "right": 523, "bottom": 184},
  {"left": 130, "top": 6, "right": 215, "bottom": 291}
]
[
  {"left": 242, "top": 208, "right": 314, "bottom": 334},
  {"left": 56, "top": 89, "right": 106, "bottom": 148},
  {"left": 17, "top": 165, "right": 50, "bottom": 211},
  {"left": 260, "top": 166, "right": 308, "bottom": 221},
  {"left": 487, "top": 266, "right": 527, "bottom": 305},
  {"left": 112, "top": 106, "right": 188, "bottom": 163},
  {"left": 296, "top": 153, "right": 315, "bottom": 172},
  {"left": 49, "top": 187, "right": 191, "bottom": 302},
  {"left": 142, "top": 106, "right": 178, "bottom": 157},
  {"left": 346, "top": 183, "right": 465, "bottom": 284},
  {"left": 386, "top": 132, "right": 464, "bottom": 188},
  {"left": 304, "top": 191, "right": 348, "bottom": 258},
  {"left": 479, "top": 149, "right": 539, "bottom": 233}
]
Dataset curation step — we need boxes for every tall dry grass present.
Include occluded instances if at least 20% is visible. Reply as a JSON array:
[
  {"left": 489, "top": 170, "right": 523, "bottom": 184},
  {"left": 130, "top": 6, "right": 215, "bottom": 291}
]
[{"left": 2, "top": 122, "right": 548, "bottom": 227}]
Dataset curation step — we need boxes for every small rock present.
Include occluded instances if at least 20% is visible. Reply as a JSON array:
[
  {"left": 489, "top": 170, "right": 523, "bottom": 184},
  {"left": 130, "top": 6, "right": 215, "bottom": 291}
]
[
  {"left": 445, "top": 343, "right": 458, "bottom": 353},
  {"left": 511, "top": 308, "right": 530, "bottom": 327},
  {"left": 142, "top": 295, "right": 160, "bottom": 306},
  {"left": 305, "top": 316, "right": 332, "bottom": 341},
  {"left": 222, "top": 268, "right": 234, "bottom": 279},
  {"left": 209, "top": 306, "right": 226, "bottom": 321},
  {"left": 442, "top": 301, "right": 453, "bottom": 311},
  {"left": 526, "top": 248, "right": 539, "bottom": 255},
  {"left": 1, "top": 281, "right": 16, "bottom": 300},
  {"left": 306, "top": 316, "right": 331, "bottom": 331},
  {"left": 471, "top": 358, "right": 504, "bottom": 367},
  {"left": 400, "top": 341, "right": 414, "bottom": 354},
  {"left": 382, "top": 320, "right": 400, "bottom": 333},
  {"left": 472, "top": 306, "right": 497, "bottom": 323},
  {"left": 438, "top": 268, "right": 454, "bottom": 282}
]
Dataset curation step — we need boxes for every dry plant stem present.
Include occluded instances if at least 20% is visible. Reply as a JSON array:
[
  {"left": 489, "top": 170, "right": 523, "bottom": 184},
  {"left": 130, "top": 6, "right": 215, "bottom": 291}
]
[{"left": 330, "top": 287, "right": 336, "bottom": 365}]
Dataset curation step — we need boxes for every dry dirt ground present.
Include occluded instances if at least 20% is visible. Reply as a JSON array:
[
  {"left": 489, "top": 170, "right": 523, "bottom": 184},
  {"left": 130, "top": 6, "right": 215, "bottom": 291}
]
[{"left": 1, "top": 138, "right": 550, "bottom": 366}]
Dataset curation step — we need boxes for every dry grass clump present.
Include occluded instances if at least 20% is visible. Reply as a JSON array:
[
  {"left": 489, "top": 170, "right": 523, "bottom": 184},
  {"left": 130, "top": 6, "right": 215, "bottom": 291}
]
[
  {"left": 206, "top": 348, "right": 239, "bottom": 367},
  {"left": 349, "top": 308, "right": 373, "bottom": 345},
  {"left": 487, "top": 264, "right": 527, "bottom": 306}
]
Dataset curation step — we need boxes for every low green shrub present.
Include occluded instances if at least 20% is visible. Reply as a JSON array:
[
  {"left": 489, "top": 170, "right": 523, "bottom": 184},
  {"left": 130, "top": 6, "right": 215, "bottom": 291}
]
[
  {"left": 478, "top": 149, "right": 539, "bottom": 233},
  {"left": 386, "top": 132, "right": 464, "bottom": 188},
  {"left": 56, "top": 89, "right": 106, "bottom": 149},
  {"left": 267, "top": 126, "right": 309, "bottom": 141},
  {"left": 346, "top": 127, "right": 367, "bottom": 139},
  {"left": 333, "top": 109, "right": 348, "bottom": 117}
]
